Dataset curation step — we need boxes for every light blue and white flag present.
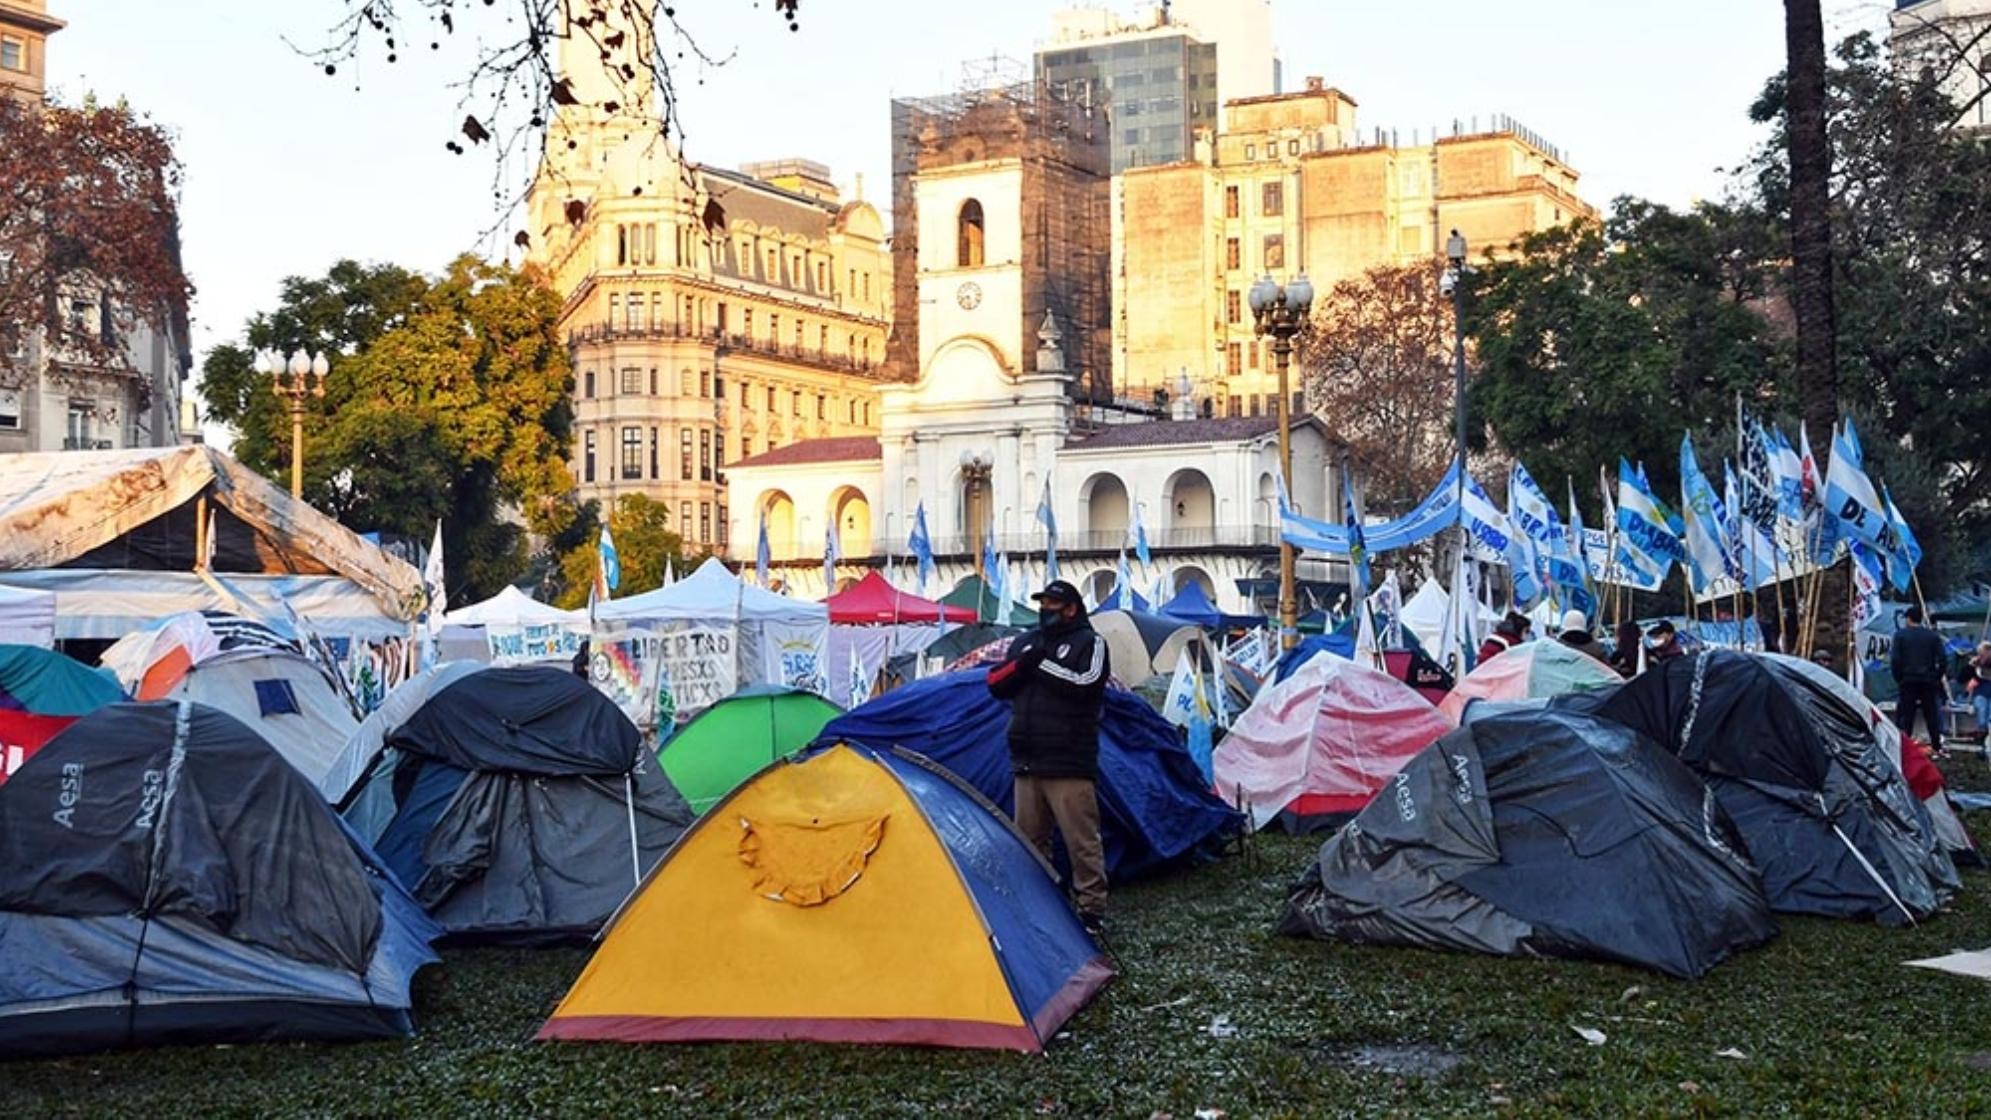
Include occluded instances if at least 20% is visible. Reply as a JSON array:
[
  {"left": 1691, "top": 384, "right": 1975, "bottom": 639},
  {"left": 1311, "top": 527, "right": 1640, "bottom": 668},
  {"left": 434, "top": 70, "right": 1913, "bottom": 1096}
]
[
  {"left": 1110, "top": 548, "right": 1135, "bottom": 610},
  {"left": 1679, "top": 437, "right": 1735, "bottom": 597},
  {"left": 1131, "top": 501, "right": 1152, "bottom": 568},
  {"left": 1850, "top": 539, "right": 1888, "bottom": 629},
  {"left": 1724, "top": 460, "right": 1781, "bottom": 588},
  {"left": 1462, "top": 472, "right": 1538, "bottom": 606},
  {"left": 1036, "top": 475, "right": 1059, "bottom": 582},
  {"left": 1882, "top": 485, "right": 1922, "bottom": 593},
  {"left": 1343, "top": 476, "right": 1370, "bottom": 600},
  {"left": 1617, "top": 457, "right": 1685, "bottom": 566},
  {"left": 981, "top": 521, "right": 1000, "bottom": 587},
  {"left": 1507, "top": 464, "right": 1558, "bottom": 589},
  {"left": 1563, "top": 479, "right": 1596, "bottom": 615},
  {"left": 755, "top": 511, "right": 771, "bottom": 588},
  {"left": 990, "top": 550, "right": 1009, "bottom": 617},
  {"left": 1822, "top": 418, "right": 1899, "bottom": 561},
  {"left": 908, "top": 501, "right": 936, "bottom": 593},
  {"left": 823, "top": 517, "right": 841, "bottom": 594}
]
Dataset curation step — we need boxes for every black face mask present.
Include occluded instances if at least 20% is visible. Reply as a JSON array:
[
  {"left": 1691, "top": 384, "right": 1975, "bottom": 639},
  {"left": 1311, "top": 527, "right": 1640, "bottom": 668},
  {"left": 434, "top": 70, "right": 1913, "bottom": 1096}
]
[{"left": 1039, "top": 606, "right": 1063, "bottom": 629}]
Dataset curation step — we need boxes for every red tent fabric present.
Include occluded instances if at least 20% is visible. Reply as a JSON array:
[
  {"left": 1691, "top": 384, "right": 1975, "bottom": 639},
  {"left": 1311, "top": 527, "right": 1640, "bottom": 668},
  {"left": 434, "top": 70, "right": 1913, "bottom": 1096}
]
[
  {"left": 0, "top": 710, "right": 78, "bottom": 787},
  {"left": 825, "top": 572, "right": 977, "bottom": 625}
]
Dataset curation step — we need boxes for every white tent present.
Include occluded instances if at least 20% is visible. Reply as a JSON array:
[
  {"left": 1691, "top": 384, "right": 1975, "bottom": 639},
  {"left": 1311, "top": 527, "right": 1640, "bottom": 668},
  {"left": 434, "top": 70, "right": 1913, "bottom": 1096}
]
[
  {"left": 166, "top": 649, "right": 359, "bottom": 788},
  {"left": 438, "top": 585, "right": 586, "bottom": 665},
  {"left": 1399, "top": 577, "right": 1502, "bottom": 653},
  {"left": 0, "top": 585, "right": 56, "bottom": 648},
  {"left": 594, "top": 557, "right": 830, "bottom": 701}
]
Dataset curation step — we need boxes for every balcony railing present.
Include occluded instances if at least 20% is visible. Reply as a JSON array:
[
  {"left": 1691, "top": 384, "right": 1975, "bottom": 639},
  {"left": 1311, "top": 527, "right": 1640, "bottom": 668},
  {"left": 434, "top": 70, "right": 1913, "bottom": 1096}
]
[
  {"left": 62, "top": 438, "right": 114, "bottom": 451},
  {"left": 566, "top": 321, "right": 881, "bottom": 377},
  {"left": 860, "top": 525, "right": 1279, "bottom": 561}
]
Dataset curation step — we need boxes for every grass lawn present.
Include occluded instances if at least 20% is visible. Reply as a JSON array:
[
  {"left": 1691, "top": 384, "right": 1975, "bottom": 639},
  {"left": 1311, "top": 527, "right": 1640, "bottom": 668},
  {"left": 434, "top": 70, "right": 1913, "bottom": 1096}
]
[{"left": 11, "top": 813, "right": 1991, "bottom": 1116}]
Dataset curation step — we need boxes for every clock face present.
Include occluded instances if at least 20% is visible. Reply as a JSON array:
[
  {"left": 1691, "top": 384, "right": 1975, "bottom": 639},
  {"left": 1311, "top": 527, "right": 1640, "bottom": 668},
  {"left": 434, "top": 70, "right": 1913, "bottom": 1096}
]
[{"left": 956, "top": 281, "right": 983, "bottom": 310}]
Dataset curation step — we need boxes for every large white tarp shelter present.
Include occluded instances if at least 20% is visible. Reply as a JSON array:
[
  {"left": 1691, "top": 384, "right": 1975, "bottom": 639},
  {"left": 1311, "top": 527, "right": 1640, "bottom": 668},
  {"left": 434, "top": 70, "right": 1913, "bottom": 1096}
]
[{"left": 0, "top": 447, "right": 422, "bottom": 639}]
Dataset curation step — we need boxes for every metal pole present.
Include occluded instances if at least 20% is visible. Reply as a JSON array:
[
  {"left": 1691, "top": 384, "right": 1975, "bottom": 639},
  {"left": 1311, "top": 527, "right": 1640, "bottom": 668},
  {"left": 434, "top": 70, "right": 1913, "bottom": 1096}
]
[
  {"left": 1275, "top": 331, "right": 1297, "bottom": 650},
  {"left": 289, "top": 394, "right": 304, "bottom": 500},
  {"left": 1448, "top": 233, "right": 1470, "bottom": 610}
]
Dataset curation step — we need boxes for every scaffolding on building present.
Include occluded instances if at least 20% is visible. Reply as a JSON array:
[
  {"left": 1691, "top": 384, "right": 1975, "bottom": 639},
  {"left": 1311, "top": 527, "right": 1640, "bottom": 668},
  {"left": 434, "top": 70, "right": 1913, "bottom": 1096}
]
[{"left": 885, "top": 72, "right": 1114, "bottom": 405}]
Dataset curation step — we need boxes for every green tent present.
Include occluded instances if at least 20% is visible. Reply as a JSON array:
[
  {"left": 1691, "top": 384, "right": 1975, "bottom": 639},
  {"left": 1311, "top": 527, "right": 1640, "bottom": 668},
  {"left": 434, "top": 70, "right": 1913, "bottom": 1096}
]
[
  {"left": 660, "top": 688, "right": 843, "bottom": 814},
  {"left": 942, "top": 577, "right": 1036, "bottom": 626}
]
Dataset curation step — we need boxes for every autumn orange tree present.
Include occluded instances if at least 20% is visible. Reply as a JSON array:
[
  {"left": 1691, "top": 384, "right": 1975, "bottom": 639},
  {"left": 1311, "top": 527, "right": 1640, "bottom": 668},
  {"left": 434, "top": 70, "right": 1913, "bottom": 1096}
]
[
  {"left": 0, "top": 96, "right": 191, "bottom": 382},
  {"left": 1296, "top": 262, "right": 1461, "bottom": 511}
]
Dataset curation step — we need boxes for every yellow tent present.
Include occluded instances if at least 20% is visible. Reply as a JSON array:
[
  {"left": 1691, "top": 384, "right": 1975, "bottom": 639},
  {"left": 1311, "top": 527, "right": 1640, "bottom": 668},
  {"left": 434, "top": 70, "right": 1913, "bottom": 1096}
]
[{"left": 538, "top": 744, "right": 1112, "bottom": 1051}]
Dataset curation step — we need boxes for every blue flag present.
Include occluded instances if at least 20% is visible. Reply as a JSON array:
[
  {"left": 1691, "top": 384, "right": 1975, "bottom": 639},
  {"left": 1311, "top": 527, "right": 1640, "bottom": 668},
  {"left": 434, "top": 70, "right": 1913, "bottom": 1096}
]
[
  {"left": 1679, "top": 436, "right": 1734, "bottom": 596},
  {"left": 1343, "top": 478, "right": 1370, "bottom": 600},
  {"left": 980, "top": 518, "right": 1000, "bottom": 586},
  {"left": 755, "top": 512, "right": 771, "bottom": 588},
  {"left": 1882, "top": 485, "right": 1922, "bottom": 593},
  {"left": 1131, "top": 500, "right": 1152, "bottom": 568},
  {"left": 909, "top": 501, "right": 936, "bottom": 592},
  {"left": 598, "top": 522, "right": 621, "bottom": 594},
  {"left": 1617, "top": 457, "right": 1685, "bottom": 566},
  {"left": 1036, "top": 476, "right": 1059, "bottom": 581},
  {"left": 1822, "top": 418, "right": 1900, "bottom": 561}
]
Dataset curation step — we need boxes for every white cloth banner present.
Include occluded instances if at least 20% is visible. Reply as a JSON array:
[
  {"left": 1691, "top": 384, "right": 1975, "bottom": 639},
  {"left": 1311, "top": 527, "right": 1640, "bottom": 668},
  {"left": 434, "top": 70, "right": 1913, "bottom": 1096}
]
[
  {"left": 763, "top": 619, "right": 830, "bottom": 697},
  {"left": 485, "top": 622, "right": 587, "bottom": 666}
]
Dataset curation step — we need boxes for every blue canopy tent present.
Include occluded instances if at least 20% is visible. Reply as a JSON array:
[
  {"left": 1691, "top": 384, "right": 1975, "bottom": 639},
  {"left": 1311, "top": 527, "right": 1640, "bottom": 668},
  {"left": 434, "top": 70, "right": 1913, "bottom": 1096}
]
[
  {"left": 815, "top": 669, "right": 1241, "bottom": 880},
  {"left": 1158, "top": 582, "right": 1263, "bottom": 631}
]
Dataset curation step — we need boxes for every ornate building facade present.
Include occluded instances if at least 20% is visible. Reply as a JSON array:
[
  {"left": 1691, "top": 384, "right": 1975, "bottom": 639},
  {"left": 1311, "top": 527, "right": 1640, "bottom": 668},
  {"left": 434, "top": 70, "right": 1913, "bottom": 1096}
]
[
  {"left": 1112, "top": 77, "right": 1596, "bottom": 408},
  {"left": 524, "top": 8, "right": 891, "bottom": 554}
]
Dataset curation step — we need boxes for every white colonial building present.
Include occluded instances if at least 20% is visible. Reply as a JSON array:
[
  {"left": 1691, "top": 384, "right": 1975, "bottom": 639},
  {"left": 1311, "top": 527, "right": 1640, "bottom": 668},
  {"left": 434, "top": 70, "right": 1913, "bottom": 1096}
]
[{"left": 725, "top": 125, "right": 1338, "bottom": 614}]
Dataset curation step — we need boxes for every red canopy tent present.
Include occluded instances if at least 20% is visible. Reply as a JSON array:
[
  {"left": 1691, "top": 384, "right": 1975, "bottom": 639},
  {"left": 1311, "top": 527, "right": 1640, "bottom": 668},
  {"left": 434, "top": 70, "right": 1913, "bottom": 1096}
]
[{"left": 825, "top": 572, "right": 977, "bottom": 625}]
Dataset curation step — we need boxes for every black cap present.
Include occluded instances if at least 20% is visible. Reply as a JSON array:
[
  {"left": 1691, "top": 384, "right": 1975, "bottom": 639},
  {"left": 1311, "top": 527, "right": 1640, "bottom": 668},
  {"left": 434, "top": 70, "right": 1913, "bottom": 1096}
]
[
  {"left": 1031, "top": 579, "right": 1082, "bottom": 605},
  {"left": 1648, "top": 620, "right": 1676, "bottom": 637}
]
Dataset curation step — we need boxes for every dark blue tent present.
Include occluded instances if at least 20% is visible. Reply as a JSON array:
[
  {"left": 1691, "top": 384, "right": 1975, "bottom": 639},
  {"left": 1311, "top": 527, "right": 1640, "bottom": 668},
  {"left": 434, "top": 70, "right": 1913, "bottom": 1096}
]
[
  {"left": 0, "top": 700, "right": 441, "bottom": 1055},
  {"left": 1281, "top": 708, "right": 1778, "bottom": 979},
  {"left": 815, "top": 669, "right": 1241, "bottom": 880},
  {"left": 1158, "top": 581, "right": 1262, "bottom": 631},
  {"left": 1272, "top": 632, "right": 1357, "bottom": 684}
]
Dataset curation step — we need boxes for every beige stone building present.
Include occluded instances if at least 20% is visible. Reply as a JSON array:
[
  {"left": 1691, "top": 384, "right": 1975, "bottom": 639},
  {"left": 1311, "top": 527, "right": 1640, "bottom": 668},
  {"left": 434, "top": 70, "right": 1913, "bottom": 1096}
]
[
  {"left": 524, "top": 7, "right": 891, "bottom": 556},
  {"left": 1113, "top": 77, "right": 1595, "bottom": 410},
  {"left": 0, "top": 0, "right": 193, "bottom": 456},
  {"left": 1891, "top": 0, "right": 1991, "bottom": 133}
]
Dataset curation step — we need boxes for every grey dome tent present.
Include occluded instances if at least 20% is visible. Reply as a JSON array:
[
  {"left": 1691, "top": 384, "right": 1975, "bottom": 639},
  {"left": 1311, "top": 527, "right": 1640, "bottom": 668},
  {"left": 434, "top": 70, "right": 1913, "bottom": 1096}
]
[
  {"left": 1280, "top": 708, "right": 1777, "bottom": 979},
  {"left": 332, "top": 665, "right": 694, "bottom": 942},
  {"left": 1587, "top": 649, "right": 1957, "bottom": 925},
  {"left": 0, "top": 700, "right": 441, "bottom": 1056}
]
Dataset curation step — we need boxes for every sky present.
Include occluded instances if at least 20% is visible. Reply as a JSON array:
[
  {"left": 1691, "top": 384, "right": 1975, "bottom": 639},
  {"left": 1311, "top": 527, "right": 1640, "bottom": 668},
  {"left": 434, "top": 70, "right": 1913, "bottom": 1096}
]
[{"left": 47, "top": 0, "right": 1899, "bottom": 386}]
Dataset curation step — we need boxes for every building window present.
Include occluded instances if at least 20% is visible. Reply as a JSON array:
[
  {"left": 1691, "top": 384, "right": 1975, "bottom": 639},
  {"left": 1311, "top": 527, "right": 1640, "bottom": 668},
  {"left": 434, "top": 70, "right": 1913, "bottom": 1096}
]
[
  {"left": 848, "top": 268, "right": 856, "bottom": 296},
  {"left": 816, "top": 394, "right": 826, "bottom": 419},
  {"left": 1226, "top": 342, "right": 1241, "bottom": 377},
  {"left": 714, "top": 373, "right": 725, "bottom": 399},
  {"left": 770, "top": 313, "right": 780, "bottom": 344},
  {"left": 627, "top": 294, "right": 643, "bottom": 330},
  {"left": 582, "top": 369, "right": 595, "bottom": 398},
  {"left": 744, "top": 308, "right": 754, "bottom": 338},
  {"left": 817, "top": 261, "right": 828, "bottom": 291},
  {"left": 765, "top": 386, "right": 776, "bottom": 410},
  {"left": 715, "top": 432, "right": 725, "bottom": 468},
  {"left": 649, "top": 292, "right": 662, "bottom": 328},
  {"left": 1288, "top": 138, "right": 1300, "bottom": 156},
  {"left": 650, "top": 427, "right": 660, "bottom": 478},
  {"left": 717, "top": 301, "right": 729, "bottom": 332},
  {"left": 791, "top": 390, "right": 802, "bottom": 416},
  {"left": 700, "top": 502, "right": 712, "bottom": 544},
  {"left": 621, "top": 427, "right": 642, "bottom": 480},
  {"left": 0, "top": 388, "right": 19, "bottom": 430},
  {"left": 794, "top": 320, "right": 804, "bottom": 350},
  {"left": 862, "top": 272, "right": 870, "bottom": 300},
  {"left": 649, "top": 368, "right": 658, "bottom": 394},
  {"left": 819, "top": 324, "right": 828, "bottom": 354},
  {"left": 1244, "top": 143, "right": 1256, "bottom": 160},
  {"left": 957, "top": 197, "right": 987, "bottom": 267},
  {"left": 682, "top": 501, "right": 694, "bottom": 541},
  {"left": 718, "top": 504, "right": 729, "bottom": 548},
  {"left": 583, "top": 430, "right": 596, "bottom": 482},
  {"left": 608, "top": 293, "right": 620, "bottom": 326},
  {"left": 1226, "top": 290, "right": 1241, "bottom": 324},
  {"left": 680, "top": 429, "right": 693, "bottom": 481},
  {"left": 680, "top": 368, "right": 693, "bottom": 395},
  {"left": 1228, "top": 394, "right": 1242, "bottom": 418},
  {"left": 740, "top": 381, "right": 749, "bottom": 406},
  {"left": 616, "top": 226, "right": 628, "bottom": 266},
  {"left": 1224, "top": 185, "right": 1239, "bottom": 218},
  {"left": 863, "top": 401, "right": 871, "bottom": 425},
  {"left": 1249, "top": 394, "right": 1262, "bottom": 417},
  {"left": 1263, "top": 233, "right": 1285, "bottom": 270},
  {"left": 645, "top": 224, "right": 658, "bottom": 265},
  {"left": 1248, "top": 341, "right": 1260, "bottom": 369},
  {"left": 1262, "top": 181, "right": 1284, "bottom": 217},
  {"left": 699, "top": 430, "right": 712, "bottom": 481},
  {"left": 621, "top": 367, "right": 642, "bottom": 395},
  {"left": 848, "top": 398, "right": 857, "bottom": 423},
  {"left": 0, "top": 38, "right": 22, "bottom": 72},
  {"left": 861, "top": 337, "right": 870, "bottom": 365},
  {"left": 1225, "top": 238, "right": 1240, "bottom": 270},
  {"left": 700, "top": 368, "right": 711, "bottom": 397}
]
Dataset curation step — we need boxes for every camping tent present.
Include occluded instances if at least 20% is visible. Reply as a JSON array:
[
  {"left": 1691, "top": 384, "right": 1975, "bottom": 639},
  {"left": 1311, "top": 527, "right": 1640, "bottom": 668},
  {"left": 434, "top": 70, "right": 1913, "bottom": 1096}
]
[
  {"left": 1092, "top": 608, "right": 1216, "bottom": 683},
  {"left": 1438, "top": 640, "right": 1621, "bottom": 721},
  {"left": 1590, "top": 650, "right": 1957, "bottom": 925},
  {"left": 661, "top": 687, "right": 843, "bottom": 814},
  {"left": 595, "top": 557, "right": 830, "bottom": 706},
  {"left": 941, "top": 576, "right": 1035, "bottom": 626},
  {"left": 0, "top": 700, "right": 440, "bottom": 1055},
  {"left": 537, "top": 744, "right": 1112, "bottom": 1051},
  {"left": 1280, "top": 708, "right": 1777, "bottom": 979},
  {"left": 333, "top": 665, "right": 695, "bottom": 941},
  {"left": 0, "top": 446, "right": 422, "bottom": 640},
  {"left": 164, "top": 649, "right": 357, "bottom": 789},
  {"left": 817, "top": 669, "right": 1241, "bottom": 881},
  {"left": 0, "top": 585, "right": 55, "bottom": 647},
  {"left": 1157, "top": 582, "right": 1262, "bottom": 631},
  {"left": 438, "top": 585, "right": 586, "bottom": 665},
  {"left": 100, "top": 610, "right": 297, "bottom": 699},
  {"left": 1216, "top": 654, "right": 1454, "bottom": 832},
  {"left": 0, "top": 645, "right": 125, "bottom": 783}
]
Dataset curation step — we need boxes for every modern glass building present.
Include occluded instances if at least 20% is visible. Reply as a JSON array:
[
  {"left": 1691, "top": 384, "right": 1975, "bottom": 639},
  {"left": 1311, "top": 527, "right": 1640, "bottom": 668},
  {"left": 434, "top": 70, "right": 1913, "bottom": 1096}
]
[{"left": 1036, "top": 30, "right": 1219, "bottom": 173}]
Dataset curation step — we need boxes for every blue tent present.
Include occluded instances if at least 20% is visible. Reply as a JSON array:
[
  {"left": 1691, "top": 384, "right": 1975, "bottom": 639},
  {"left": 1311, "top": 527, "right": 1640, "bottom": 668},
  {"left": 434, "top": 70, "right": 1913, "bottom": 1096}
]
[
  {"left": 1158, "top": 581, "right": 1262, "bottom": 630},
  {"left": 815, "top": 669, "right": 1241, "bottom": 880},
  {"left": 1272, "top": 632, "right": 1357, "bottom": 684},
  {"left": 0, "top": 701, "right": 441, "bottom": 1055}
]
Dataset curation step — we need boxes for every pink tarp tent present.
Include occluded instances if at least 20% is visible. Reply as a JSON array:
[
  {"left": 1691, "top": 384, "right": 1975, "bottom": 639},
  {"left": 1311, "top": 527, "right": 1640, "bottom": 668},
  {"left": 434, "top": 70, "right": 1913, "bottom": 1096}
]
[
  {"left": 1214, "top": 654, "right": 1453, "bottom": 832},
  {"left": 1437, "top": 640, "right": 1621, "bottom": 722}
]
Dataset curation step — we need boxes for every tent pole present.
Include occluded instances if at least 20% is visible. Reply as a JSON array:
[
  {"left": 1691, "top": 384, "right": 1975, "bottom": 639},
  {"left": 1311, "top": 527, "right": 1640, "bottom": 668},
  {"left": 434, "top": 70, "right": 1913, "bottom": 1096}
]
[{"left": 624, "top": 773, "right": 642, "bottom": 889}]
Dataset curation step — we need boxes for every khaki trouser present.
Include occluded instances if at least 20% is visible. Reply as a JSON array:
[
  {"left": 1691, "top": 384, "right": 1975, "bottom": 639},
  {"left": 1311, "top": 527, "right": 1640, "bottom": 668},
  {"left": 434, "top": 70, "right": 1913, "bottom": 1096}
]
[{"left": 1012, "top": 775, "right": 1107, "bottom": 917}]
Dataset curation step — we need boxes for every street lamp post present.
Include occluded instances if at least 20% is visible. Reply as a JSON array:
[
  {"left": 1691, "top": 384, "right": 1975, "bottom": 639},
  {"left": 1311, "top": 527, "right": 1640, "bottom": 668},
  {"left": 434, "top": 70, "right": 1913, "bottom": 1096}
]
[
  {"left": 1249, "top": 271, "right": 1314, "bottom": 650},
  {"left": 259, "top": 348, "right": 328, "bottom": 499},
  {"left": 1444, "top": 230, "right": 1469, "bottom": 491}
]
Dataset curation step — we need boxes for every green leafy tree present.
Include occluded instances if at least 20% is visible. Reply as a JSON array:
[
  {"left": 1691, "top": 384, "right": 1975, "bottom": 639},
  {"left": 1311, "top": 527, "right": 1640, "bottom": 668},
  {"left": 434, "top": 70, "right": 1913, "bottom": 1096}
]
[
  {"left": 554, "top": 494, "right": 704, "bottom": 609},
  {"left": 199, "top": 256, "right": 578, "bottom": 601},
  {"left": 1463, "top": 204, "right": 1785, "bottom": 505}
]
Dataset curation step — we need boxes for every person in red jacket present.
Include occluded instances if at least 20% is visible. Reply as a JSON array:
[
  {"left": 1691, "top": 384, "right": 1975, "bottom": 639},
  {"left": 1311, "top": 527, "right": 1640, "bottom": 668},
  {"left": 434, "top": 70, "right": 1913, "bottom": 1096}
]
[{"left": 1477, "top": 611, "right": 1532, "bottom": 664}]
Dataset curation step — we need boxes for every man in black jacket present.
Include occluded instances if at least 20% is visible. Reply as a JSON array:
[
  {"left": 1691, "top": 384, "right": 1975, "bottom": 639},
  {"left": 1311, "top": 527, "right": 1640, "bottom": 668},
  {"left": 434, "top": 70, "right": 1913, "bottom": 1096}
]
[
  {"left": 1891, "top": 606, "right": 1950, "bottom": 750},
  {"left": 987, "top": 580, "right": 1111, "bottom": 934}
]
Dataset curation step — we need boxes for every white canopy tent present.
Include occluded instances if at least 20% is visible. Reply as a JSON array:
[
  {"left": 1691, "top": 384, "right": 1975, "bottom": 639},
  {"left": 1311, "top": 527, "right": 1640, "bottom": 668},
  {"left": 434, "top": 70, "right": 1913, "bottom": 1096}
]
[
  {"left": 0, "top": 584, "right": 57, "bottom": 648},
  {"left": 438, "top": 585, "right": 586, "bottom": 664},
  {"left": 443, "top": 585, "right": 584, "bottom": 628},
  {"left": 594, "top": 557, "right": 830, "bottom": 702}
]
